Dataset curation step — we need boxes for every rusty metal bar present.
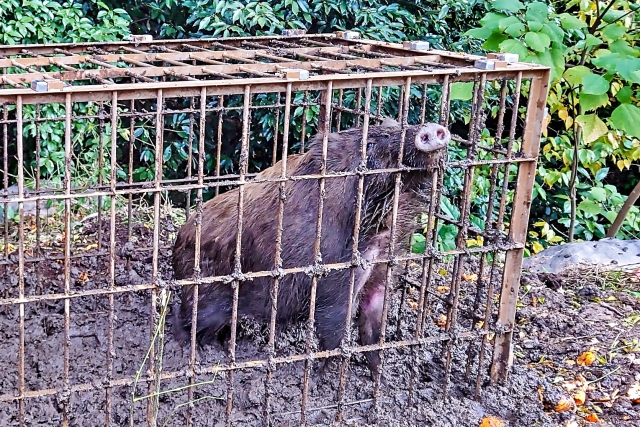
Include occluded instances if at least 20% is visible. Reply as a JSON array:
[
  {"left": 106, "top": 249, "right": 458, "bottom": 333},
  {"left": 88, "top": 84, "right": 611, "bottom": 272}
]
[
  {"left": 491, "top": 71, "right": 550, "bottom": 383},
  {"left": 202, "top": 67, "right": 239, "bottom": 79},
  {"left": 264, "top": 83, "right": 292, "bottom": 425},
  {"left": 119, "top": 56, "right": 154, "bottom": 67},
  {"left": 373, "top": 78, "right": 413, "bottom": 419},
  {"left": 0, "top": 68, "right": 544, "bottom": 105},
  {"left": 105, "top": 91, "right": 118, "bottom": 425},
  {"left": 0, "top": 329, "right": 490, "bottom": 404},
  {"left": 443, "top": 75, "right": 486, "bottom": 397},
  {"left": 186, "top": 87, "right": 207, "bottom": 427},
  {"left": 225, "top": 85, "right": 252, "bottom": 425},
  {"left": 336, "top": 78, "right": 372, "bottom": 422},
  {"left": 300, "top": 80, "right": 332, "bottom": 425},
  {"left": 215, "top": 95, "right": 224, "bottom": 196},
  {"left": 16, "top": 95, "right": 26, "bottom": 427}
]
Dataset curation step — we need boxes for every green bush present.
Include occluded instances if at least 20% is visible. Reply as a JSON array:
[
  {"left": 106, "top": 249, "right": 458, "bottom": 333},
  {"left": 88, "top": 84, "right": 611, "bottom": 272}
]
[
  {"left": 0, "top": 0, "right": 131, "bottom": 44},
  {"left": 465, "top": 0, "right": 640, "bottom": 253}
]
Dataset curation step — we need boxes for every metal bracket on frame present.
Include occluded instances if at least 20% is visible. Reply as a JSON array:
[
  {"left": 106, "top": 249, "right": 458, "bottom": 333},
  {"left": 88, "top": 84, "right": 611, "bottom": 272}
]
[
  {"left": 276, "top": 68, "right": 310, "bottom": 80},
  {"left": 30, "top": 79, "right": 64, "bottom": 92},
  {"left": 129, "top": 35, "right": 153, "bottom": 43},
  {"left": 282, "top": 29, "right": 307, "bottom": 36},
  {"left": 474, "top": 53, "right": 520, "bottom": 70},
  {"left": 335, "top": 30, "right": 360, "bottom": 40},
  {"left": 488, "top": 52, "right": 520, "bottom": 63},
  {"left": 402, "top": 41, "right": 430, "bottom": 51}
]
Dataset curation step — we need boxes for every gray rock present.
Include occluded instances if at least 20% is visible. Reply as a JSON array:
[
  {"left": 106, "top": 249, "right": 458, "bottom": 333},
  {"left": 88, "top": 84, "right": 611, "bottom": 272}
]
[
  {"left": 522, "top": 238, "right": 640, "bottom": 274},
  {"left": 0, "top": 183, "right": 59, "bottom": 221}
]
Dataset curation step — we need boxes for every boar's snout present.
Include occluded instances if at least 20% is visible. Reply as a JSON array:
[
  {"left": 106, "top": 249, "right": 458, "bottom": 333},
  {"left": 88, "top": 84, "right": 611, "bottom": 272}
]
[{"left": 414, "top": 123, "right": 451, "bottom": 152}]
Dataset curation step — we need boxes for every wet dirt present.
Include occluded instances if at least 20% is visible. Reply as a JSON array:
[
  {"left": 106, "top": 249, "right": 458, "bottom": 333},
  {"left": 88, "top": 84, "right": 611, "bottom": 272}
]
[{"left": 0, "top": 215, "right": 638, "bottom": 427}]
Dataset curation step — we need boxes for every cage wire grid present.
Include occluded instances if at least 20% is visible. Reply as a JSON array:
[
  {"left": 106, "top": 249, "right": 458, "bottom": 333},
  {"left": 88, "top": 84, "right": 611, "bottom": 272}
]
[{"left": 0, "top": 34, "right": 550, "bottom": 426}]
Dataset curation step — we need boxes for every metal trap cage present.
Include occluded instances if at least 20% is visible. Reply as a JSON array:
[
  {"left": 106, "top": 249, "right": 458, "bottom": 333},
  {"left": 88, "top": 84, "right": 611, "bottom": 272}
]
[{"left": 0, "top": 33, "right": 550, "bottom": 426}]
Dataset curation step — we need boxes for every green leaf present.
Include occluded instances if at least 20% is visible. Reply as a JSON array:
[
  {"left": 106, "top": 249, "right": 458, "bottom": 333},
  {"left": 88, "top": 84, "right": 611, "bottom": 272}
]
[
  {"left": 563, "top": 65, "right": 591, "bottom": 85},
  {"left": 611, "top": 104, "right": 640, "bottom": 139},
  {"left": 602, "top": 24, "right": 626, "bottom": 43},
  {"left": 441, "top": 198, "right": 460, "bottom": 220},
  {"left": 411, "top": 233, "right": 426, "bottom": 254},
  {"left": 483, "top": 32, "right": 509, "bottom": 51},
  {"left": 615, "top": 86, "right": 632, "bottom": 103},
  {"left": 579, "top": 93, "right": 609, "bottom": 111},
  {"left": 585, "top": 34, "right": 602, "bottom": 47},
  {"left": 528, "top": 21, "right": 543, "bottom": 32},
  {"left": 558, "top": 13, "right": 587, "bottom": 30},
  {"left": 549, "top": 47, "right": 565, "bottom": 84},
  {"left": 525, "top": 31, "right": 551, "bottom": 52},
  {"left": 604, "top": 211, "right": 617, "bottom": 223},
  {"left": 578, "top": 200, "right": 602, "bottom": 215},
  {"left": 505, "top": 22, "right": 526, "bottom": 37},
  {"left": 591, "top": 53, "right": 623, "bottom": 72},
  {"left": 589, "top": 187, "right": 607, "bottom": 202},
  {"left": 609, "top": 39, "right": 638, "bottom": 57},
  {"left": 479, "top": 12, "right": 508, "bottom": 31},
  {"left": 465, "top": 27, "right": 494, "bottom": 39},
  {"left": 581, "top": 73, "right": 609, "bottom": 95},
  {"left": 541, "top": 23, "right": 564, "bottom": 43},
  {"left": 527, "top": 48, "right": 563, "bottom": 82},
  {"left": 575, "top": 114, "right": 608, "bottom": 143},
  {"left": 450, "top": 82, "right": 474, "bottom": 101},
  {"left": 498, "top": 16, "right": 521, "bottom": 30},
  {"left": 492, "top": 0, "right": 524, "bottom": 12},
  {"left": 525, "top": 2, "right": 549, "bottom": 22},
  {"left": 499, "top": 39, "right": 529, "bottom": 59},
  {"left": 602, "top": 9, "right": 628, "bottom": 23},
  {"left": 595, "top": 167, "right": 609, "bottom": 181}
]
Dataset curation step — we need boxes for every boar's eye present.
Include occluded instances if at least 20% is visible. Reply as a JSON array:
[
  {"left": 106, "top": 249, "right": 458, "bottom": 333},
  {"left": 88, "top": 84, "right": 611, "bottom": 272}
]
[{"left": 381, "top": 133, "right": 390, "bottom": 139}]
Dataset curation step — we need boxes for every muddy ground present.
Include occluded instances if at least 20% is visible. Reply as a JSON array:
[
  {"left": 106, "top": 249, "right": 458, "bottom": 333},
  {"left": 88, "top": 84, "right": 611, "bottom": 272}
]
[{"left": 0, "top": 213, "right": 638, "bottom": 427}]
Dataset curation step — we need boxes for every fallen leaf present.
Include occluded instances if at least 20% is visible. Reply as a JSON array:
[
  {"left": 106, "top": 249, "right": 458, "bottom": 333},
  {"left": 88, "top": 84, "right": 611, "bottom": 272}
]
[
  {"left": 573, "top": 390, "right": 586, "bottom": 406},
  {"left": 437, "top": 285, "right": 450, "bottom": 294},
  {"left": 84, "top": 243, "right": 98, "bottom": 251},
  {"left": 462, "top": 273, "right": 478, "bottom": 281},
  {"left": 438, "top": 269, "right": 448, "bottom": 276},
  {"left": 436, "top": 314, "right": 447, "bottom": 328},
  {"left": 406, "top": 299, "right": 418, "bottom": 310},
  {"left": 584, "top": 413, "right": 600, "bottom": 422},
  {"left": 77, "top": 272, "right": 89, "bottom": 286},
  {"left": 628, "top": 383, "right": 640, "bottom": 403},
  {"left": 478, "top": 416, "right": 505, "bottom": 427},
  {"left": 577, "top": 351, "right": 596, "bottom": 366},
  {"left": 554, "top": 396, "right": 574, "bottom": 412}
]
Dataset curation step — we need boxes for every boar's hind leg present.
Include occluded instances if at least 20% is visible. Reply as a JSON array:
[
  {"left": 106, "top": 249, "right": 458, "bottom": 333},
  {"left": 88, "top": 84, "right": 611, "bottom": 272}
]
[
  {"left": 357, "top": 266, "right": 387, "bottom": 378},
  {"left": 314, "top": 279, "right": 350, "bottom": 355},
  {"left": 175, "top": 288, "right": 233, "bottom": 347}
]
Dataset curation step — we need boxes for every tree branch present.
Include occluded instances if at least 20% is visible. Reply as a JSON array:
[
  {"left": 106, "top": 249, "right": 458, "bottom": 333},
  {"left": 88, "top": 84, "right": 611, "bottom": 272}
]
[
  {"left": 568, "top": 86, "right": 582, "bottom": 242},
  {"left": 590, "top": 0, "right": 616, "bottom": 33},
  {"left": 606, "top": 174, "right": 640, "bottom": 238}
]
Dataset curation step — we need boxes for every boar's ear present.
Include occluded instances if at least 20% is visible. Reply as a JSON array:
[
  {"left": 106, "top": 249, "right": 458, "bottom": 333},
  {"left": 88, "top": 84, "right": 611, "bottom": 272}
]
[{"left": 380, "top": 117, "right": 400, "bottom": 129}]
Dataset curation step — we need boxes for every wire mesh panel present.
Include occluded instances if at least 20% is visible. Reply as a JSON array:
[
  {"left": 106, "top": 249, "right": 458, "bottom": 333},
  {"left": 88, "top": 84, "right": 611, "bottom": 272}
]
[{"left": 0, "top": 34, "right": 550, "bottom": 426}]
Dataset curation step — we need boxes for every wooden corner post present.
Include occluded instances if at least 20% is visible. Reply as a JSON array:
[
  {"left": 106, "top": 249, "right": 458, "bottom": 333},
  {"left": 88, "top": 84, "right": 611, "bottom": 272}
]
[{"left": 490, "top": 69, "right": 551, "bottom": 384}]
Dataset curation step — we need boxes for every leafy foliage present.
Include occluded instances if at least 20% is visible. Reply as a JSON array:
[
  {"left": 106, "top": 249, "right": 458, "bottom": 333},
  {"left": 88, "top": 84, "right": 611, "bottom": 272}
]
[
  {"left": 466, "top": 0, "right": 640, "bottom": 254},
  {"left": 0, "top": 0, "right": 131, "bottom": 44}
]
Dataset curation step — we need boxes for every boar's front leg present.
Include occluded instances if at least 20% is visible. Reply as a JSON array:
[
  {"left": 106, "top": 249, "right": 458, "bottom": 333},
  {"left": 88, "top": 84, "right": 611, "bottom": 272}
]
[
  {"left": 355, "top": 230, "right": 391, "bottom": 378},
  {"left": 357, "top": 265, "right": 387, "bottom": 379}
]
